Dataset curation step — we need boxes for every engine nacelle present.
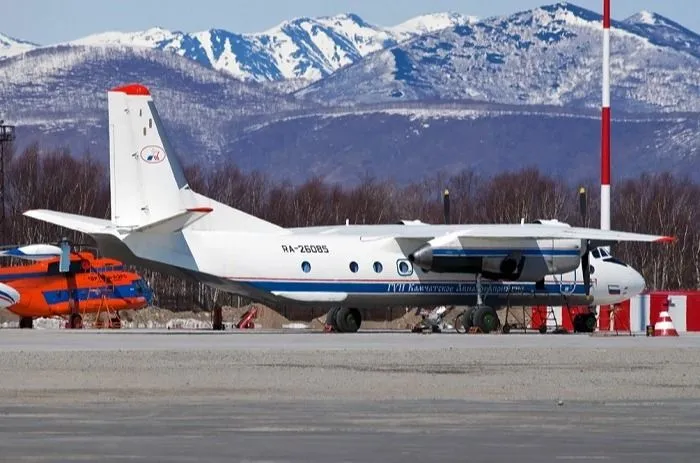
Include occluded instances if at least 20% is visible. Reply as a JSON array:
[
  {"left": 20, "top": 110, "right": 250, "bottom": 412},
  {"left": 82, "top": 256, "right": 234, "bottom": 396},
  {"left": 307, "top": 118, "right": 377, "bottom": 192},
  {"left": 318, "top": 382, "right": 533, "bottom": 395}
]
[{"left": 409, "top": 242, "right": 581, "bottom": 281}]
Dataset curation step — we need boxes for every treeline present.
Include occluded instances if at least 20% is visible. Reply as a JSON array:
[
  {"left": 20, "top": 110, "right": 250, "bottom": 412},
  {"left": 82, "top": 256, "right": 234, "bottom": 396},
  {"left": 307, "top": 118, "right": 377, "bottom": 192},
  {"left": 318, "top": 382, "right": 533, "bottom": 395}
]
[{"left": 3, "top": 143, "right": 699, "bottom": 309}]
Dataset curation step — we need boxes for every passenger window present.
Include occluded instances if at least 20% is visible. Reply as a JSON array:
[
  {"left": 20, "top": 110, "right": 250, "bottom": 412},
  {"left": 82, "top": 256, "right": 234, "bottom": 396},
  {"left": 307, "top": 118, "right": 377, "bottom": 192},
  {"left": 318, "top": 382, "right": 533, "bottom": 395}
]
[
  {"left": 349, "top": 262, "right": 359, "bottom": 273},
  {"left": 373, "top": 262, "right": 383, "bottom": 273},
  {"left": 301, "top": 261, "right": 311, "bottom": 273},
  {"left": 396, "top": 259, "right": 413, "bottom": 276}
]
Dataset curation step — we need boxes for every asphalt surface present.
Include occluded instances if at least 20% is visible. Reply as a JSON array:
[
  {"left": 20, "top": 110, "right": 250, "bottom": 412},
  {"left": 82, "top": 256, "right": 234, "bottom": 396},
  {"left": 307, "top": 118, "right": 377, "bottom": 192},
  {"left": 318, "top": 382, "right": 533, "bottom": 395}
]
[
  {"left": 1, "top": 400, "right": 699, "bottom": 462},
  {"left": 0, "top": 330, "right": 698, "bottom": 462}
]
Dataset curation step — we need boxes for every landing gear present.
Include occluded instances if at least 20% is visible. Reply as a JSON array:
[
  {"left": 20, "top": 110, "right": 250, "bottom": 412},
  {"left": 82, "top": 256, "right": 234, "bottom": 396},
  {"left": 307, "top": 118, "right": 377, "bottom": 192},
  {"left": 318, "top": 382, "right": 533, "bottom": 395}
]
[
  {"left": 455, "top": 275, "right": 501, "bottom": 334},
  {"left": 325, "top": 307, "right": 362, "bottom": 333},
  {"left": 67, "top": 313, "right": 83, "bottom": 329},
  {"left": 19, "top": 317, "right": 33, "bottom": 329},
  {"left": 573, "top": 311, "right": 596, "bottom": 333},
  {"left": 473, "top": 305, "right": 500, "bottom": 333}
]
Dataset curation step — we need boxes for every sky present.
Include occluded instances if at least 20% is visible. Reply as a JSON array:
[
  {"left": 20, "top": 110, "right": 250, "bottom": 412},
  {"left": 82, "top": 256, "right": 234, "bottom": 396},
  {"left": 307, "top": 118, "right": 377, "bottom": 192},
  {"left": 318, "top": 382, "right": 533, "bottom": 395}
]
[{"left": 2, "top": 0, "right": 698, "bottom": 45}]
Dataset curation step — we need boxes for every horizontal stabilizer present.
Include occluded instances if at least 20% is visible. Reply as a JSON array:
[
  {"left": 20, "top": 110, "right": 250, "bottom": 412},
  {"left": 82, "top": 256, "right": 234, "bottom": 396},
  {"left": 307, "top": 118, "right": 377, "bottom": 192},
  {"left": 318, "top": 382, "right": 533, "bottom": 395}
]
[
  {"left": 23, "top": 210, "right": 115, "bottom": 234},
  {"left": 131, "top": 208, "right": 213, "bottom": 233}
]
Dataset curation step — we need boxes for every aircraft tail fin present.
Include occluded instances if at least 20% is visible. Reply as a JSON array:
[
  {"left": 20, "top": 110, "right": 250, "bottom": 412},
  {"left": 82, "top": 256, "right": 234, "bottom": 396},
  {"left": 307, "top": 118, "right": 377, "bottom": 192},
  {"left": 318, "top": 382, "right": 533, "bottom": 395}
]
[{"left": 107, "top": 84, "right": 282, "bottom": 233}]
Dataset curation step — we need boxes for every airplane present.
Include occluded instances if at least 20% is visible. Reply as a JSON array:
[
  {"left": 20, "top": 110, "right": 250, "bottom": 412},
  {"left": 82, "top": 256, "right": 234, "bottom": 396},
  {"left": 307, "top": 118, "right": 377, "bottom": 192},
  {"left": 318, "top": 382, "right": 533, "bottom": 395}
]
[
  {"left": 22, "top": 84, "right": 674, "bottom": 334},
  {"left": 0, "top": 243, "right": 153, "bottom": 329}
]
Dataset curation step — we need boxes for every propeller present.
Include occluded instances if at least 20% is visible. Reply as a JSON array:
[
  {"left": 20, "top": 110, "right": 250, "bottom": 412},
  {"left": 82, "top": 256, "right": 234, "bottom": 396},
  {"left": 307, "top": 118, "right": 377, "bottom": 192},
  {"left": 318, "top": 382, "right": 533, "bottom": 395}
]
[
  {"left": 443, "top": 189, "right": 450, "bottom": 225},
  {"left": 578, "top": 187, "right": 592, "bottom": 297}
]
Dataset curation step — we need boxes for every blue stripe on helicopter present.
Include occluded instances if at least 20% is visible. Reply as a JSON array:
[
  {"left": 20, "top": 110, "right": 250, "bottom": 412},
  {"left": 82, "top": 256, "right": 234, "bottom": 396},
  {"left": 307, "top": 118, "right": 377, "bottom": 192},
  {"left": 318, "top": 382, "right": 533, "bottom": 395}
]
[{"left": 42, "top": 283, "right": 150, "bottom": 304}]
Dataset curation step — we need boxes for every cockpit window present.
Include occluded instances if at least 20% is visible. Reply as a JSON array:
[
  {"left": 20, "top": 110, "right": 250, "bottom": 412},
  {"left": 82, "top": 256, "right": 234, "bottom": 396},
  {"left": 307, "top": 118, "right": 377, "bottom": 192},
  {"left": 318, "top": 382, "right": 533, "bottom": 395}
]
[
  {"left": 603, "top": 257, "right": 629, "bottom": 267},
  {"left": 592, "top": 249, "right": 601, "bottom": 259},
  {"left": 600, "top": 249, "right": 610, "bottom": 257}
]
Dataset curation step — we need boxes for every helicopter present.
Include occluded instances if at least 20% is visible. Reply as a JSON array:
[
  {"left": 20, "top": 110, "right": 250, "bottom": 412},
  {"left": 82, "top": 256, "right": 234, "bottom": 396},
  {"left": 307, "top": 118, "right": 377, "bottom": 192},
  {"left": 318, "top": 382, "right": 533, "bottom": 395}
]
[{"left": 0, "top": 240, "right": 153, "bottom": 329}]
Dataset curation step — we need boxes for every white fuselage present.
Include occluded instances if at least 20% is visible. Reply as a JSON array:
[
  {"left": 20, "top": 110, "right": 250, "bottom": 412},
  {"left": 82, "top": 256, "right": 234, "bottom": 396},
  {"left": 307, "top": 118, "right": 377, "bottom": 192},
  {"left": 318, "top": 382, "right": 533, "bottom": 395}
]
[{"left": 121, "top": 227, "right": 645, "bottom": 310}]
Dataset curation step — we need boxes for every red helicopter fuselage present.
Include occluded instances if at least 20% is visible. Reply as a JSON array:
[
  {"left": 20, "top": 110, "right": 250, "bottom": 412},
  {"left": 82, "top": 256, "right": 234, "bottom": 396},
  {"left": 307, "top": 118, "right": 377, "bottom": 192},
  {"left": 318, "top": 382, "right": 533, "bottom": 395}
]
[{"left": 0, "top": 251, "right": 152, "bottom": 318}]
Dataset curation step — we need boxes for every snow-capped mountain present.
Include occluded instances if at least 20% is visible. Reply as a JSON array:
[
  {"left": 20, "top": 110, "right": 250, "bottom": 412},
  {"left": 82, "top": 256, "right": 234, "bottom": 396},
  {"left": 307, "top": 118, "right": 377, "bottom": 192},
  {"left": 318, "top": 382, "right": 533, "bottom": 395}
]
[
  {"left": 296, "top": 2, "right": 700, "bottom": 112},
  {"left": 0, "top": 44, "right": 304, "bottom": 164},
  {"left": 60, "top": 13, "right": 474, "bottom": 83},
  {"left": 621, "top": 10, "right": 700, "bottom": 59},
  {"left": 389, "top": 12, "right": 478, "bottom": 36},
  {"left": 0, "top": 33, "right": 38, "bottom": 59},
  {"left": 0, "top": 2, "right": 699, "bottom": 187}
]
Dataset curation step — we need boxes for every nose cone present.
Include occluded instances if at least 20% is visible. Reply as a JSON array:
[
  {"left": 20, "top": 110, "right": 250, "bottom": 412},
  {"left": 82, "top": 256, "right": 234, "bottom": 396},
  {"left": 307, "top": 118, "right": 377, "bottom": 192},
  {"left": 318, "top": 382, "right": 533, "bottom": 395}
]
[{"left": 628, "top": 267, "right": 646, "bottom": 297}]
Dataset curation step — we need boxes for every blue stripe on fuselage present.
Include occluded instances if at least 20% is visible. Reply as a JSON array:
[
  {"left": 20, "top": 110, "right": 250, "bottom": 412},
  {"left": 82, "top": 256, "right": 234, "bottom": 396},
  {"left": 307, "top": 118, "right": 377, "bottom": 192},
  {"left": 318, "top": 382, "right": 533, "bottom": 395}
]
[{"left": 243, "top": 280, "right": 586, "bottom": 296}]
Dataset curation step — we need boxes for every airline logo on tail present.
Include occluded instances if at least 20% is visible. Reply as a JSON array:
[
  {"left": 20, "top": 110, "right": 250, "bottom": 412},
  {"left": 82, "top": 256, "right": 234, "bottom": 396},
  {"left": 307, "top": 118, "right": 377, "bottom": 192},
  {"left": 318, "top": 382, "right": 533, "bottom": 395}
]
[{"left": 140, "top": 145, "right": 166, "bottom": 164}]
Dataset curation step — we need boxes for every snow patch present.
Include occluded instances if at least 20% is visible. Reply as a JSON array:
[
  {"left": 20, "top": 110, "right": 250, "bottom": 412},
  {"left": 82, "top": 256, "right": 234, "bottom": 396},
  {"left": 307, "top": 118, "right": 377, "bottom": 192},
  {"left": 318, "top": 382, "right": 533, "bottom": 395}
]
[{"left": 389, "top": 12, "right": 476, "bottom": 38}]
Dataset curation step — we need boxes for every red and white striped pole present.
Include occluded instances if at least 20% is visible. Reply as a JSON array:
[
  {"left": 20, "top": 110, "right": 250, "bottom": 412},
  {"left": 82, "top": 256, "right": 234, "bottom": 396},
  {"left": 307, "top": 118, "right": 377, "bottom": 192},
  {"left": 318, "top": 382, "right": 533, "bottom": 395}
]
[{"left": 600, "top": 0, "right": 611, "bottom": 236}]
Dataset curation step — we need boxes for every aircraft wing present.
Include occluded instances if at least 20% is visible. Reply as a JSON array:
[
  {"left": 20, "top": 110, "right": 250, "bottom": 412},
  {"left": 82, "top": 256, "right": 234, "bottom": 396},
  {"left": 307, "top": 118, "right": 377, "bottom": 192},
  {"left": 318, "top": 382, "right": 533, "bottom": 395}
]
[{"left": 366, "top": 224, "right": 675, "bottom": 245}]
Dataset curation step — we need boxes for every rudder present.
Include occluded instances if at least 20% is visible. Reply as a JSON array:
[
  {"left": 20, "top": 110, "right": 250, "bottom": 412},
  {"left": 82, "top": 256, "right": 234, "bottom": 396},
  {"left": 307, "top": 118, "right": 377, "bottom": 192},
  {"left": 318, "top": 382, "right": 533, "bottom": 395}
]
[
  {"left": 107, "top": 83, "right": 283, "bottom": 234},
  {"left": 108, "top": 84, "right": 190, "bottom": 227}
]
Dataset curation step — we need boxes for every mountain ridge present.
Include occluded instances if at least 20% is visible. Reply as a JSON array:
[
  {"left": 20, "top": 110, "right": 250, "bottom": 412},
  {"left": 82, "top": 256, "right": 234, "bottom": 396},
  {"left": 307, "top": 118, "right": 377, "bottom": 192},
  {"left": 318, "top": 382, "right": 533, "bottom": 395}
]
[{"left": 1, "top": 2, "right": 699, "bottom": 187}]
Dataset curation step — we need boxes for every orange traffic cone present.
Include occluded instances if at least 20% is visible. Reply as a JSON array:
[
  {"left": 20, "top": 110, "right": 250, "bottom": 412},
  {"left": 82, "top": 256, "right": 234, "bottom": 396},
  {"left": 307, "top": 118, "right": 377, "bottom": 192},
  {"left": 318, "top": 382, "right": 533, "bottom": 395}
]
[{"left": 653, "top": 311, "right": 679, "bottom": 337}]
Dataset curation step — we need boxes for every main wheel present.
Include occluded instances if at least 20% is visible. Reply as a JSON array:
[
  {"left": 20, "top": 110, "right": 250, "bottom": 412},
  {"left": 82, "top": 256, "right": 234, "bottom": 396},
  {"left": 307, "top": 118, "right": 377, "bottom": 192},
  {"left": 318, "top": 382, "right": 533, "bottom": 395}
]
[
  {"left": 19, "top": 317, "right": 33, "bottom": 329},
  {"left": 69, "top": 313, "right": 83, "bottom": 329},
  {"left": 573, "top": 312, "right": 596, "bottom": 333},
  {"left": 326, "top": 307, "right": 340, "bottom": 330},
  {"left": 454, "top": 312, "right": 467, "bottom": 333},
  {"left": 472, "top": 305, "right": 500, "bottom": 334},
  {"left": 334, "top": 307, "right": 362, "bottom": 333}
]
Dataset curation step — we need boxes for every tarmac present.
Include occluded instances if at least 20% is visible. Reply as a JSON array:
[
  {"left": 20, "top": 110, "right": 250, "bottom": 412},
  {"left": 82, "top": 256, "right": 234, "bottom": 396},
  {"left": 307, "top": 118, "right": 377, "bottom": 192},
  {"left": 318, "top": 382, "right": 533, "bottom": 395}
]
[{"left": 1, "top": 330, "right": 699, "bottom": 462}]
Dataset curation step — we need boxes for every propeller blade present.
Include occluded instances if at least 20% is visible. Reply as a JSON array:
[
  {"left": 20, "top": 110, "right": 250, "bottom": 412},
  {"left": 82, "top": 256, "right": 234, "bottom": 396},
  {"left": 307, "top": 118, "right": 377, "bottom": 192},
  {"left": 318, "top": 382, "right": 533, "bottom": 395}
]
[
  {"left": 443, "top": 189, "right": 450, "bottom": 225},
  {"left": 59, "top": 239, "right": 71, "bottom": 273},
  {"left": 582, "top": 241, "right": 591, "bottom": 296},
  {"left": 578, "top": 187, "right": 587, "bottom": 226}
]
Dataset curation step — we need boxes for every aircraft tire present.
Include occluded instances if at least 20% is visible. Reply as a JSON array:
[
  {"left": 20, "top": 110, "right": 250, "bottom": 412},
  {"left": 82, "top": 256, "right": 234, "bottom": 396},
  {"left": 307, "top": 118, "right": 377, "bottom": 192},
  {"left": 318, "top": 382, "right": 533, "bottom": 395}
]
[
  {"left": 463, "top": 307, "right": 476, "bottom": 328},
  {"left": 473, "top": 305, "right": 500, "bottom": 334},
  {"left": 69, "top": 313, "right": 83, "bottom": 329},
  {"left": 19, "top": 317, "right": 33, "bottom": 329},
  {"left": 335, "top": 307, "right": 361, "bottom": 333},
  {"left": 455, "top": 307, "right": 475, "bottom": 334},
  {"left": 326, "top": 307, "right": 340, "bottom": 330},
  {"left": 573, "top": 313, "right": 596, "bottom": 333}
]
